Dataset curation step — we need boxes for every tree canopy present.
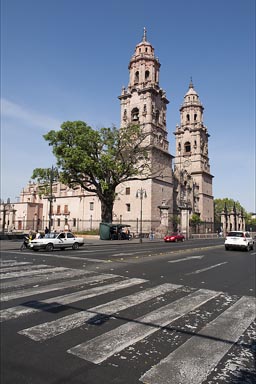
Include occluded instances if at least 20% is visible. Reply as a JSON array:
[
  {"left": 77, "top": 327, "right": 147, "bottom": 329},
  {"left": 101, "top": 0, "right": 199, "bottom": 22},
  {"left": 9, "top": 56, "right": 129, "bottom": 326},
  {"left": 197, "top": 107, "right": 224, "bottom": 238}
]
[{"left": 41, "top": 121, "right": 156, "bottom": 222}]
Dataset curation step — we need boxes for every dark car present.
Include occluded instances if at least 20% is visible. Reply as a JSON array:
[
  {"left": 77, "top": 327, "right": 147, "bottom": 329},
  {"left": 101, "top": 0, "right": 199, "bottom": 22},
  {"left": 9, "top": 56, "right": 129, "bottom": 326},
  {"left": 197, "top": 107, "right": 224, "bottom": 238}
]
[{"left": 164, "top": 233, "right": 185, "bottom": 242}]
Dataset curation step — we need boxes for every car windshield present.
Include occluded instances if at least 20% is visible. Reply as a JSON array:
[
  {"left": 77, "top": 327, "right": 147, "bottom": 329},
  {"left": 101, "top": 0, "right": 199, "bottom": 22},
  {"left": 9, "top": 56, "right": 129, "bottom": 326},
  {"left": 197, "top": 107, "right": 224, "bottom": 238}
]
[
  {"left": 45, "top": 233, "right": 58, "bottom": 239},
  {"left": 227, "top": 232, "right": 244, "bottom": 237}
]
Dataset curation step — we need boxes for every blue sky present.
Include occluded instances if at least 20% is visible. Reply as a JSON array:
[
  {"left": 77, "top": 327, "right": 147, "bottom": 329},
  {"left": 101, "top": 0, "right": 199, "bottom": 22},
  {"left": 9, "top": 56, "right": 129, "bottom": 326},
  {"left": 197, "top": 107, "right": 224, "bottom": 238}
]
[{"left": 1, "top": 0, "right": 255, "bottom": 212}]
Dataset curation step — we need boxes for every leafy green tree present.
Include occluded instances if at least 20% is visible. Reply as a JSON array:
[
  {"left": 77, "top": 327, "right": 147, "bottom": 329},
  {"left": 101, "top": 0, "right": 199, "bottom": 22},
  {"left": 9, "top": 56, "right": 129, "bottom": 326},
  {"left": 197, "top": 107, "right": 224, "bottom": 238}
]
[
  {"left": 190, "top": 213, "right": 202, "bottom": 233},
  {"left": 41, "top": 121, "right": 159, "bottom": 223}
]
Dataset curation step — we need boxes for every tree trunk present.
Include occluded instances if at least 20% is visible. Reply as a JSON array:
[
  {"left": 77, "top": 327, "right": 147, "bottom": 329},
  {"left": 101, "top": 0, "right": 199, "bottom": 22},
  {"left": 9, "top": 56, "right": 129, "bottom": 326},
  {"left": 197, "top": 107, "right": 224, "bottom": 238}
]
[{"left": 100, "top": 198, "right": 114, "bottom": 223}]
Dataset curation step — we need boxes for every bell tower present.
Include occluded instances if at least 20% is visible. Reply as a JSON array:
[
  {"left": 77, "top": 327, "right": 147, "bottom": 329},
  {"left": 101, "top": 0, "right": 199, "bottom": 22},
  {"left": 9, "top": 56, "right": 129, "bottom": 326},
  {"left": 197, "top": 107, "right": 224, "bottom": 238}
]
[
  {"left": 117, "top": 29, "right": 174, "bottom": 233},
  {"left": 174, "top": 80, "right": 214, "bottom": 229}
]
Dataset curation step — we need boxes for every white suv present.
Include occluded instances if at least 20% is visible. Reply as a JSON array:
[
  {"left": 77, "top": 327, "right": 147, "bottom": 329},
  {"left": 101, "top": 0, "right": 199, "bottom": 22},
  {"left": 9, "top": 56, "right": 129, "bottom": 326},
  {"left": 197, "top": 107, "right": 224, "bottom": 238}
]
[{"left": 225, "top": 231, "right": 254, "bottom": 251}]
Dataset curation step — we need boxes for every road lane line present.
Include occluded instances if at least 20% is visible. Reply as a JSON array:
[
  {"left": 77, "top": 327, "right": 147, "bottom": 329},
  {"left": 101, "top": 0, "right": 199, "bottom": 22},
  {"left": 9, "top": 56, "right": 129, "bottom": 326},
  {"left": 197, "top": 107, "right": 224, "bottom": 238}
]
[
  {"left": 67, "top": 288, "right": 220, "bottom": 364},
  {"left": 186, "top": 262, "right": 228, "bottom": 275},
  {"left": 0, "top": 266, "right": 69, "bottom": 280},
  {"left": 140, "top": 295, "right": 256, "bottom": 384},
  {"left": 168, "top": 255, "right": 204, "bottom": 263},
  {"left": 1, "top": 273, "right": 120, "bottom": 302},
  {"left": 0, "top": 278, "right": 147, "bottom": 322},
  {"left": 19, "top": 283, "right": 182, "bottom": 341}
]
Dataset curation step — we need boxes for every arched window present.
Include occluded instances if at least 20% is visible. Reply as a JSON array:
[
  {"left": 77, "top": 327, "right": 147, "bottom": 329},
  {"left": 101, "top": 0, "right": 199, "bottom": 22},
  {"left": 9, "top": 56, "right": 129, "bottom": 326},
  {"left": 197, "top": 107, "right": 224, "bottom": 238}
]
[
  {"left": 145, "top": 70, "right": 150, "bottom": 80},
  {"left": 184, "top": 141, "right": 191, "bottom": 153},
  {"left": 194, "top": 114, "right": 197, "bottom": 121},
  {"left": 131, "top": 107, "right": 139, "bottom": 121},
  {"left": 155, "top": 110, "right": 160, "bottom": 123},
  {"left": 135, "top": 71, "right": 139, "bottom": 83},
  {"left": 186, "top": 114, "right": 190, "bottom": 121}
]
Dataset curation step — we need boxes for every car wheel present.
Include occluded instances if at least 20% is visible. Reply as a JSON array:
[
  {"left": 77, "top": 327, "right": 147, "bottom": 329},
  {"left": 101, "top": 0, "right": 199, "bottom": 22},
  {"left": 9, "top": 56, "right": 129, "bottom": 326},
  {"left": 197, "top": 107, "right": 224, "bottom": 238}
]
[
  {"left": 46, "top": 243, "right": 54, "bottom": 252},
  {"left": 33, "top": 249, "right": 39, "bottom": 252},
  {"left": 175, "top": 239, "right": 178, "bottom": 242},
  {"left": 246, "top": 243, "right": 251, "bottom": 252},
  {"left": 181, "top": 238, "right": 185, "bottom": 242},
  {"left": 225, "top": 245, "right": 229, "bottom": 251},
  {"left": 72, "top": 242, "right": 79, "bottom": 250}
]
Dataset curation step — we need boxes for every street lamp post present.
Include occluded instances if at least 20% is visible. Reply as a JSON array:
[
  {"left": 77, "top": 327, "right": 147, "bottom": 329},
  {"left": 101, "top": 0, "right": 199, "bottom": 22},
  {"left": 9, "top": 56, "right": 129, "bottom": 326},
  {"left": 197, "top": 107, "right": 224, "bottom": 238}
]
[
  {"left": 136, "top": 188, "right": 147, "bottom": 243},
  {"left": 48, "top": 166, "right": 57, "bottom": 231}
]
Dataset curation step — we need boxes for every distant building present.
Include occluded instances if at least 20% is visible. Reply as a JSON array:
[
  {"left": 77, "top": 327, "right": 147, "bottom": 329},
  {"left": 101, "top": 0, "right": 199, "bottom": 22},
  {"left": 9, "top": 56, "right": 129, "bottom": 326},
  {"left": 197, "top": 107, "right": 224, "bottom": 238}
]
[{"left": 1, "top": 30, "right": 214, "bottom": 236}]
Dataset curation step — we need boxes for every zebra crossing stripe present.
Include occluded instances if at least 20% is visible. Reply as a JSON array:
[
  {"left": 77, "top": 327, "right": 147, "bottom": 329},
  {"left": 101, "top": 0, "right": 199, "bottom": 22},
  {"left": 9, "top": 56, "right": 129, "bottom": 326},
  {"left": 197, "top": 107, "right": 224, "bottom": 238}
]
[
  {"left": 0, "top": 266, "right": 68, "bottom": 280},
  {"left": 140, "top": 295, "right": 256, "bottom": 384},
  {"left": 0, "top": 264, "right": 55, "bottom": 273},
  {"left": 19, "top": 283, "right": 182, "bottom": 341},
  {"left": 0, "top": 278, "right": 147, "bottom": 322},
  {"left": 1, "top": 273, "right": 120, "bottom": 302},
  {"left": 0, "top": 262, "right": 32, "bottom": 268},
  {"left": 1, "top": 269, "right": 94, "bottom": 290},
  {"left": 0, "top": 260, "right": 25, "bottom": 266},
  {"left": 67, "top": 288, "right": 220, "bottom": 364}
]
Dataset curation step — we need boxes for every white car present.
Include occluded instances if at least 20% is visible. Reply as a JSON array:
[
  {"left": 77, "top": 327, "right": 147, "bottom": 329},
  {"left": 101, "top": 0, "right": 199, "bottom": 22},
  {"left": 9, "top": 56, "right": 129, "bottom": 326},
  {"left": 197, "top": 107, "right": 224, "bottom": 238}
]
[
  {"left": 224, "top": 231, "right": 254, "bottom": 251},
  {"left": 29, "top": 231, "right": 85, "bottom": 252}
]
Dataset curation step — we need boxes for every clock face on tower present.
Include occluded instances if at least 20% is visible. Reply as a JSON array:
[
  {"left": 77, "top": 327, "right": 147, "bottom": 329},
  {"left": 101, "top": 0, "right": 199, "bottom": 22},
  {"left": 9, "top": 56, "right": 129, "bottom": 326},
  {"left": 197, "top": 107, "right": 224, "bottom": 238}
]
[{"left": 184, "top": 159, "right": 191, "bottom": 167}]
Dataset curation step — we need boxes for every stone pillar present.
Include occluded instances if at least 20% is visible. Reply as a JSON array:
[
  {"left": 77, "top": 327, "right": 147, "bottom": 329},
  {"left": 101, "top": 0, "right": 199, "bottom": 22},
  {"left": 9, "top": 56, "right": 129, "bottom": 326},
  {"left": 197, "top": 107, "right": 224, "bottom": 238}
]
[{"left": 154, "top": 201, "right": 170, "bottom": 238}]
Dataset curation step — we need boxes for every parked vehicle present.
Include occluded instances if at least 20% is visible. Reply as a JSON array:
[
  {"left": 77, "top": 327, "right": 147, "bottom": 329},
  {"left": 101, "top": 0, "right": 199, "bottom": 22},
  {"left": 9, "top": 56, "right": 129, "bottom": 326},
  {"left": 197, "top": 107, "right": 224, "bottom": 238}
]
[
  {"left": 29, "top": 231, "right": 85, "bottom": 251},
  {"left": 224, "top": 231, "right": 254, "bottom": 251},
  {"left": 164, "top": 233, "right": 185, "bottom": 242}
]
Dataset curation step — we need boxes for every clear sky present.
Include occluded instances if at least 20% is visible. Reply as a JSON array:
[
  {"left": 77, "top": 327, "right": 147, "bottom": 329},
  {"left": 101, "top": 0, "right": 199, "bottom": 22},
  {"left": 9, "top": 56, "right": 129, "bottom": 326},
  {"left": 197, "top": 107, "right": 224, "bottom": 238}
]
[{"left": 1, "top": 0, "right": 255, "bottom": 212}]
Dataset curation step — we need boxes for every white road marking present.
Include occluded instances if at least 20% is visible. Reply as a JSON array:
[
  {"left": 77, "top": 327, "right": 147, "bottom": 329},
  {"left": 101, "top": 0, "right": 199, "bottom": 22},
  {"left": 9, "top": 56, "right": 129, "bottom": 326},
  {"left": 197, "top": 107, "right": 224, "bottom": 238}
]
[
  {"left": 140, "top": 296, "right": 256, "bottom": 384},
  {"left": 67, "top": 288, "right": 220, "bottom": 364},
  {"left": 186, "top": 262, "right": 228, "bottom": 275},
  {"left": 7, "top": 251, "right": 109, "bottom": 263},
  {"left": 1, "top": 269, "right": 94, "bottom": 290},
  {"left": 0, "top": 278, "right": 147, "bottom": 322},
  {"left": 19, "top": 283, "right": 181, "bottom": 341},
  {"left": 168, "top": 255, "right": 204, "bottom": 263},
  {"left": 0, "top": 261, "right": 32, "bottom": 268},
  {"left": 0, "top": 264, "right": 53, "bottom": 273},
  {"left": 1, "top": 273, "right": 119, "bottom": 302},
  {"left": 0, "top": 266, "right": 69, "bottom": 280}
]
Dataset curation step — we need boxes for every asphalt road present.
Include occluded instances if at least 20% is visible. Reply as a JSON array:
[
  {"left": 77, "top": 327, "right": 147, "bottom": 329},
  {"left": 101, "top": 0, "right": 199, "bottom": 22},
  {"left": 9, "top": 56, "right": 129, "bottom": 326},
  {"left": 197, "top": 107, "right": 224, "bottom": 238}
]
[{"left": 1, "top": 238, "right": 255, "bottom": 384}]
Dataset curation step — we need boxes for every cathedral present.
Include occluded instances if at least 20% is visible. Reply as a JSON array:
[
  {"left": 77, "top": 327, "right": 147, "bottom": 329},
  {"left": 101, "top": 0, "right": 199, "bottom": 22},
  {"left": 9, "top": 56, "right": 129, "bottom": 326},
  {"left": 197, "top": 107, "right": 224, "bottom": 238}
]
[
  {"left": 115, "top": 28, "right": 214, "bottom": 236},
  {"left": 3, "top": 30, "right": 214, "bottom": 236}
]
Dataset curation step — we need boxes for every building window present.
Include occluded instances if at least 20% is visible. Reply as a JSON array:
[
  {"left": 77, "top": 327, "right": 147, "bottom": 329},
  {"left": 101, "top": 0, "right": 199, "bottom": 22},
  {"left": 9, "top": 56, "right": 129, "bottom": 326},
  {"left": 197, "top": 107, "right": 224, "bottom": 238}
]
[
  {"left": 135, "top": 71, "right": 139, "bottom": 83},
  {"left": 125, "top": 187, "right": 130, "bottom": 195},
  {"left": 57, "top": 205, "right": 61, "bottom": 214},
  {"left": 73, "top": 218, "right": 76, "bottom": 227},
  {"left": 131, "top": 107, "right": 139, "bottom": 121},
  {"left": 194, "top": 114, "right": 197, "bottom": 121},
  {"left": 126, "top": 203, "right": 131, "bottom": 212},
  {"left": 90, "top": 202, "right": 94, "bottom": 211},
  {"left": 64, "top": 205, "right": 69, "bottom": 214},
  {"left": 186, "top": 114, "right": 190, "bottom": 121},
  {"left": 145, "top": 70, "right": 150, "bottom": 80},
  {"left": 156, "top": 110, "right": 160, "bottom": 123},
  {"left": 185, "top": 142, "right": 191, "bottom": 153},
  {"left": 57, "top": 219, "right": 60, "bottom": 226}
]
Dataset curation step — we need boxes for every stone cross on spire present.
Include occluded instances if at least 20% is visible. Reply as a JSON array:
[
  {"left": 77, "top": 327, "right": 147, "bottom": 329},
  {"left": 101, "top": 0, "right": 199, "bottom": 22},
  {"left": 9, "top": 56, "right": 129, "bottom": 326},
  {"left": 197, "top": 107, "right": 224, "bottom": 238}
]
[{"left": 142, "top": 27, "right": 147, "bottom": 42}]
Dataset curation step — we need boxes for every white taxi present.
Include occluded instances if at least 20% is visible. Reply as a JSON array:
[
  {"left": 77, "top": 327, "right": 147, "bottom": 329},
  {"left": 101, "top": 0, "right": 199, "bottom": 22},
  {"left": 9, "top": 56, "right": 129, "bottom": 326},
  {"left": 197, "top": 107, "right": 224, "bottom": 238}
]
[{"left": 29, "top": 231, "right": 85, "bottom": 252}]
